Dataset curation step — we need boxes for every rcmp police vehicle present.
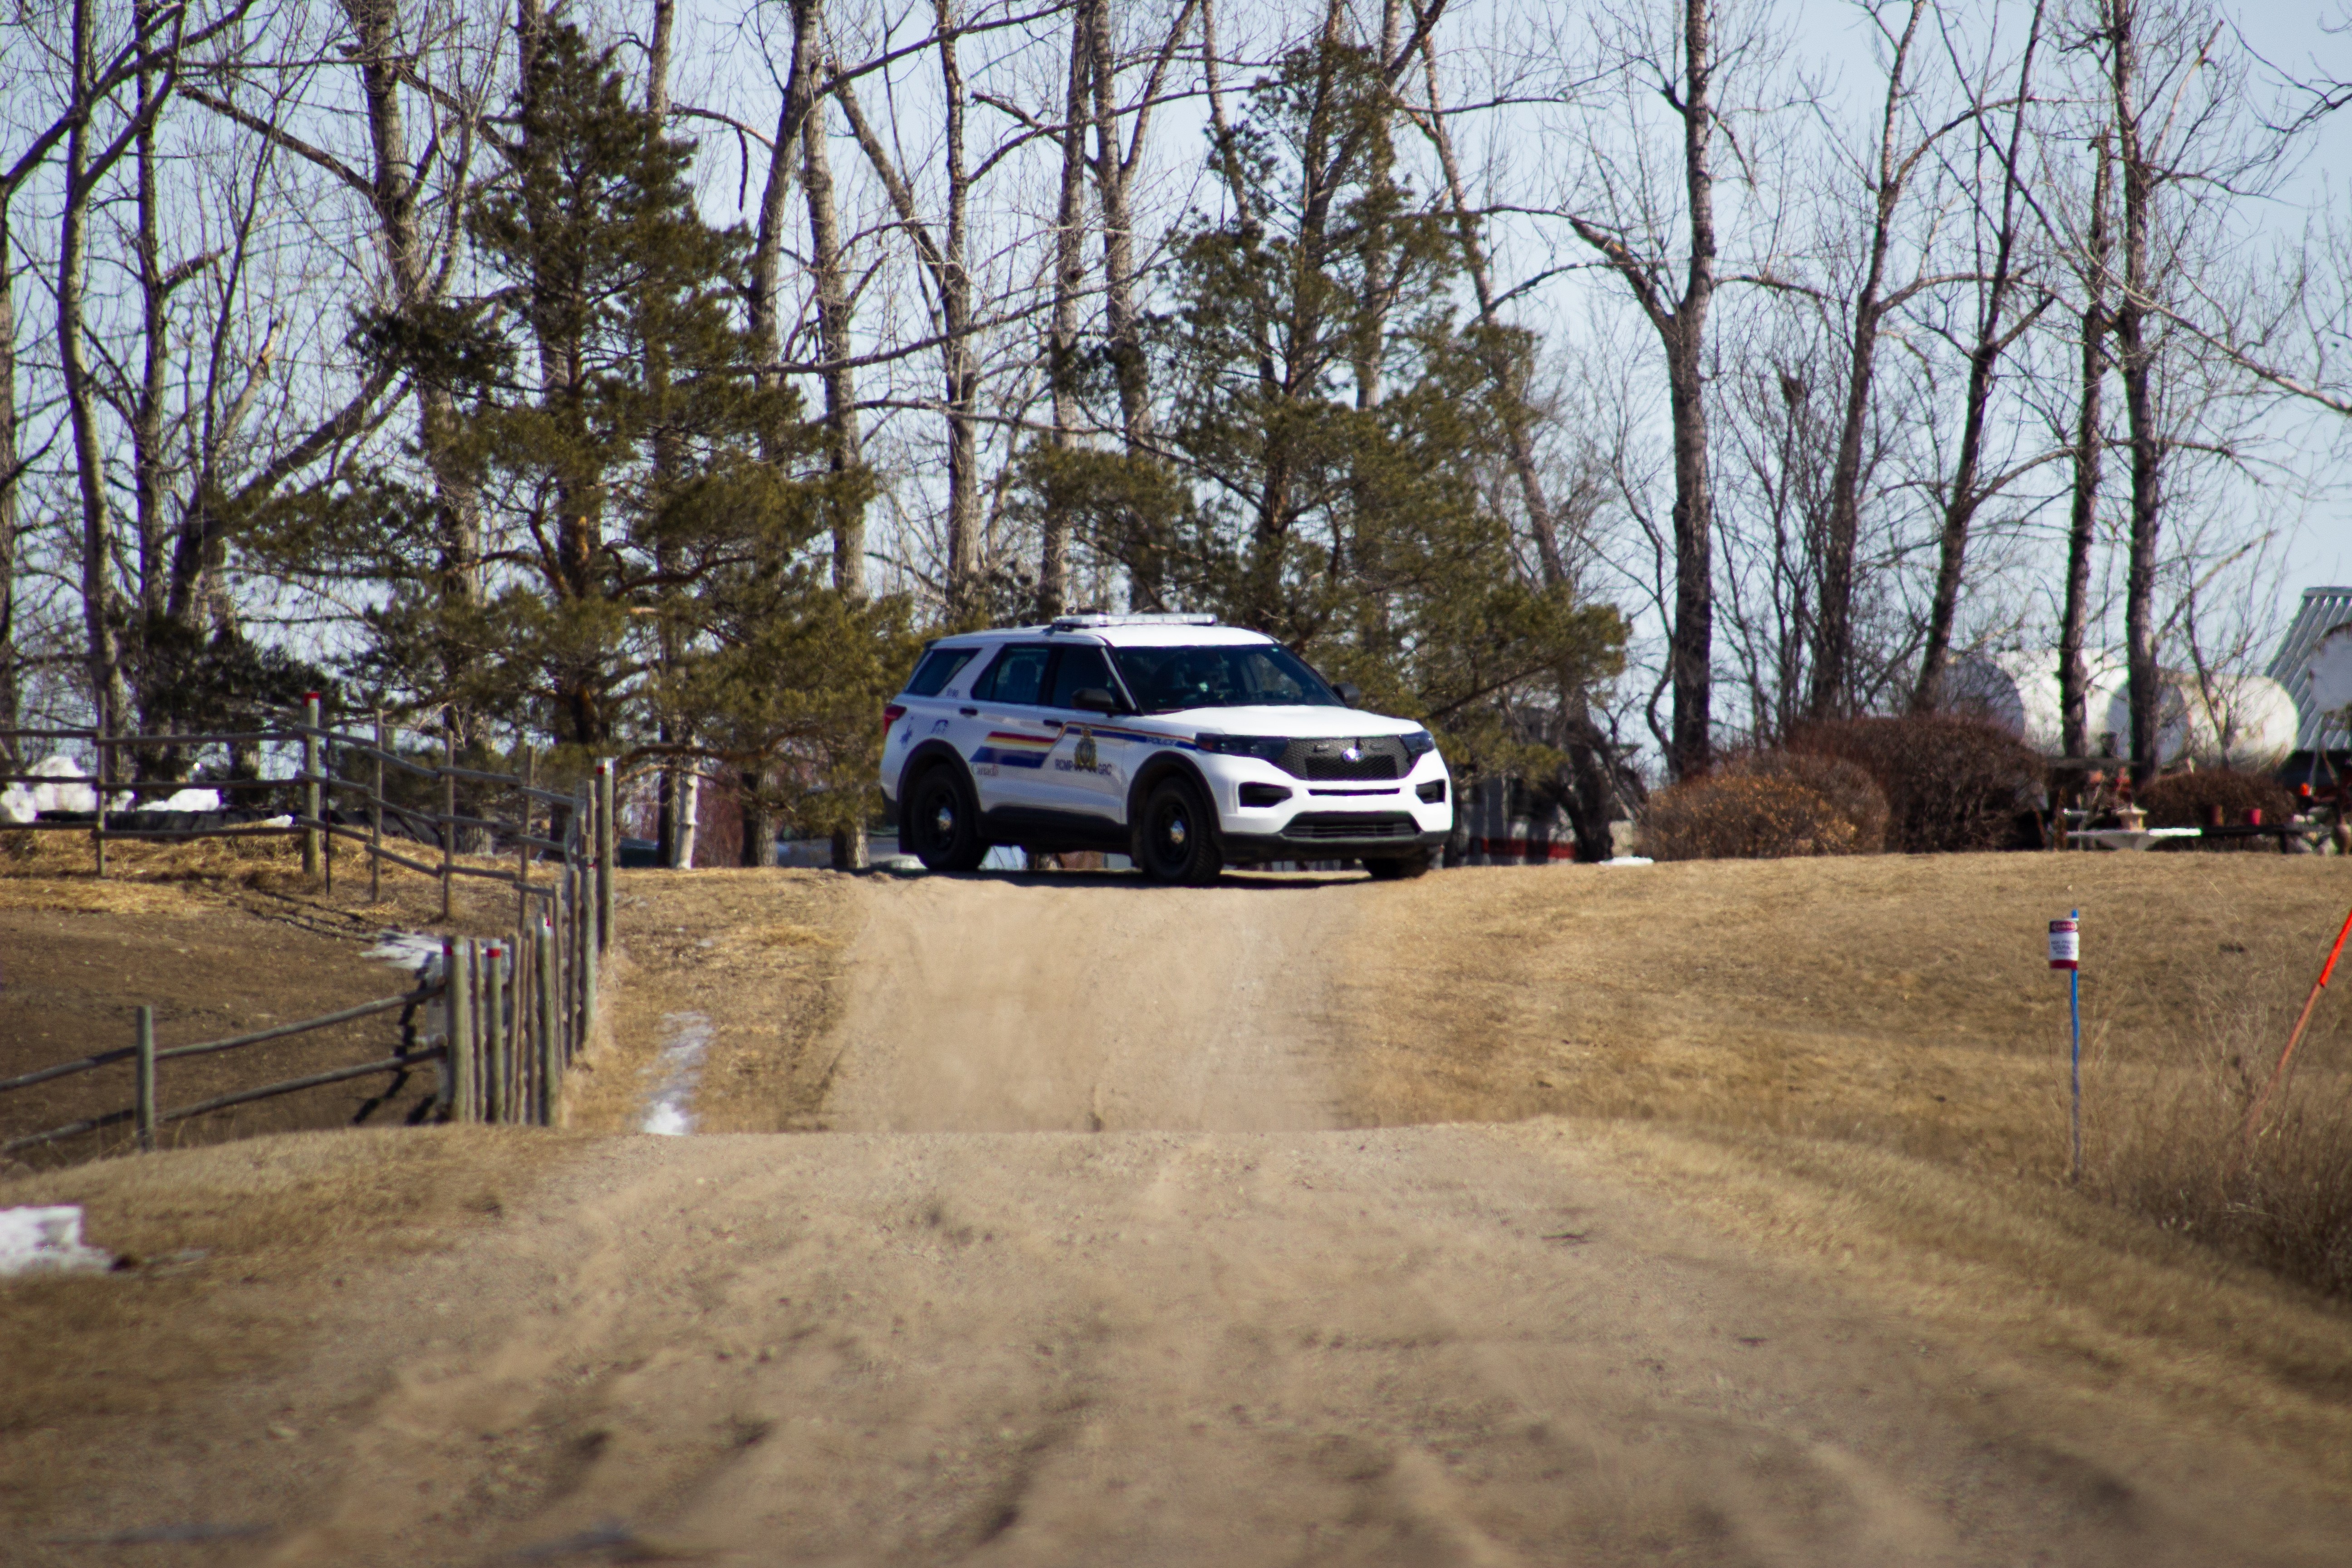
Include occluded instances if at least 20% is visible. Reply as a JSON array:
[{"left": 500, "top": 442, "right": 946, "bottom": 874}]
[{"left": 880, "top": 614, "right": 1452, "bottom": 883}]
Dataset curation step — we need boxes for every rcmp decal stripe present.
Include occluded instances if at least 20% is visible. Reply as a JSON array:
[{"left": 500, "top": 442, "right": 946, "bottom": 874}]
[
  {"left": 972, "top": 746, "right": 1049, "bottom": 769},
  {"left": 984, "top": 724, "right": 1195, "bottom": 750}
]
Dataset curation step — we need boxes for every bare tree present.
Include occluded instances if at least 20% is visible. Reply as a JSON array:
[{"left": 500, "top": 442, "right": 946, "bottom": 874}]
[
  {"left": 2095, "top": 0, "right": 2241, "bottom": 780},
  {"left": 833, "top": 5, "right": 988, "bottom": 612},
  {"left": 2058, "top": 133, "right": 2112, "bottom": 759},
  {"left": 1559, "top": 0, "right": 1738, "bottom": 779},
  {"left": 1804, "top": 0, "right": 1997, "bottom": 720},
  {"left": 1405, "top": 15, "right": 1643, "bottom": 854},
  {"left": 1912, "top": 0, "right": 2053, "bottom": 713}
]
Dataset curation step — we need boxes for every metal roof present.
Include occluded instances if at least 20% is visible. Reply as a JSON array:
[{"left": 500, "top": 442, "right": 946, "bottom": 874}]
[{"left": 2266, "top": 586, "right": 2352, "bottom": 749}]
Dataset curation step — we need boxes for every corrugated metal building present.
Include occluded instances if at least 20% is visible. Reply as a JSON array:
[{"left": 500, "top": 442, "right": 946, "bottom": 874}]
[{"left": 2269, "top": 586, "right": 2352, "bottom": 751}]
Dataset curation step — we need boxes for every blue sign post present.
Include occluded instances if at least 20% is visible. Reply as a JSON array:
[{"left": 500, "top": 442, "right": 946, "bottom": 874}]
[{"left": 2050, "top": 911, "right": 2082, "bottom": 1181}]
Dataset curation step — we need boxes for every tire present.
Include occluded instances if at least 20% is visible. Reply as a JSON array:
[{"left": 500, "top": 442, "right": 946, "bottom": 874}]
[
  {"left": 1362, "top": 850, "right": 1431, "bottom": 881},
  {"left": 906, "top": 767, "right": 988, "bottom": 872},
  {"left": 1134, "top": 776, "right": 1224, "bottom": 885}
]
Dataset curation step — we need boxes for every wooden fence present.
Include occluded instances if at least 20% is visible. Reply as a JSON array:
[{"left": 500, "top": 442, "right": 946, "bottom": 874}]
[{"left": 0, "top": 701, "right": 621, "bottom": 1153}]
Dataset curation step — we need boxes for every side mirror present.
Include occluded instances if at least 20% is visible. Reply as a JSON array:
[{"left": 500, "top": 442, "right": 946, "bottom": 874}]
[
  {"left": 1334, "top": 681, "right": 1362, "bottom": 707},
  {"left": 1072, "top": 687, "right": 1117, "bottom": 715}
]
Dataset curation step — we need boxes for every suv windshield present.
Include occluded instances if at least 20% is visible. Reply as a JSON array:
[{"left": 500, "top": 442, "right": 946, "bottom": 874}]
[{"left": 1112, "top": 643, "right": 1341, "bottom": 713}]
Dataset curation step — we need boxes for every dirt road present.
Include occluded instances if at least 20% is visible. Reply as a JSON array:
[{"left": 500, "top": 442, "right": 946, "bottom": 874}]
[{"left": 12, "top": 867, "right": 2352, "bottom": 1564}]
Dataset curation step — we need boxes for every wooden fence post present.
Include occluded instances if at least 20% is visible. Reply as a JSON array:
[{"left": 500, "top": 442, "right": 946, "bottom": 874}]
[
  {"left": 597, "top": 760, "right": 617, "bottom": 951},
  {"left": 93, "top": 735, "right": 108, "bottom": 880},
  {"left": 370, "top": 711, "right": 385, "bottom": 905},
  {"left": 483, "top": 941, "right": 507, "bottom": 1122},
  {"left": 448, "top": 938, "right": 475, "bottom": 1122},
  {"left": 578, "top": 784, "right": 599, "bottom": 1046},
  {"left": 441, "top": 726, "right": 456, "bottom": 923},
  {"left": 518, "top": 746, "right": 534, "bottom": 935},
  {"left": 302, "top": 693, "right": 322, "bottom": 880},
  {"left": 537, "top": 919, "right": 558, "bottom": 1124},
  {"left": 135, "top": 1006, "right": 155, "bottom": 1153}
]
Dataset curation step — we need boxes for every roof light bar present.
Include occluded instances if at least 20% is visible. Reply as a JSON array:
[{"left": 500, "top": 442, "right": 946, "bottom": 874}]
[{"left": 1046, "top": 612, "right": 1219, "bottom": 631}]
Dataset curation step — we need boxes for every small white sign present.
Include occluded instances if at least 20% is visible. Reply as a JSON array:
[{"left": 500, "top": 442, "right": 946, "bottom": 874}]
[{"left": 2049, "top": 918, "right": 2080, "bottom": 970}]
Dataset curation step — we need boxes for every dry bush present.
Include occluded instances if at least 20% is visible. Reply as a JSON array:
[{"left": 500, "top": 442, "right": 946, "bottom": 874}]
[
  {"left": 2142, "top": 769, "right": 2296, "bottom": 848},
  {"left": 1790, "top": 714, "right": 2045, "bottom": 853},
  {"left": 1723, "top": 750, "right": 1889, "bottom": 853},
  {"left": 1642, "top": 774, "right": 1864, "bottom": 861},
  {"left": 2086, "top": 970, "right": 2352, "bottom": 1301}
]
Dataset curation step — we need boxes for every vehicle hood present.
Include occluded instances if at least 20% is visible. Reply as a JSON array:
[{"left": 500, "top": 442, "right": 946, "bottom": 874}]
[{"left": 1141, "top": 705, "right": 1425, "bottom": 740}]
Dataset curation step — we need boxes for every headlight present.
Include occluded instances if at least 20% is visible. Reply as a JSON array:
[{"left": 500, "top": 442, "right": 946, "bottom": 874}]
[
  {"left": 1401, "top": 730, "right": 1438, "bottom": 758},
  {"left": 1193, "top": 733, "right": 1289, "bottom": 762}
]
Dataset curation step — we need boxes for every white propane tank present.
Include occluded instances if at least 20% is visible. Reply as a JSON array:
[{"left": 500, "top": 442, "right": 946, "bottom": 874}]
[
  {"left": 2101, "top": 671, "right": 2301, "bottom": 771},
  {"left": 1945, "top": 652, "right": 2129, "bottom": 756}
]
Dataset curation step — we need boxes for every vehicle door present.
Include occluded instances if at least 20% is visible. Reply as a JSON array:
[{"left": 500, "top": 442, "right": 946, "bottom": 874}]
[
  {"left": 886, "top": 643, "right": 983, "bottom": 799},
  {"left": 966, "top": 642, "right": 1059, "bottom": 813},
  {"left": 1039, "top": 642, "right": 1130, "bottom": 822}
]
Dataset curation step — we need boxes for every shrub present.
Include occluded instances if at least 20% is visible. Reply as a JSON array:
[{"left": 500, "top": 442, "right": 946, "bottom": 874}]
[
  {"left": 2141, "top": 768, "right": 2294, "bottom": 833},
  {"left": 1642, "top": 773, "right": 1864, "bottom": 861},
  {"left": 1789, "top": 714, "right": 2045, "bottom": 853},
  {"left": 1723, "top": 750, "right": 1889, "bottom": 854}
]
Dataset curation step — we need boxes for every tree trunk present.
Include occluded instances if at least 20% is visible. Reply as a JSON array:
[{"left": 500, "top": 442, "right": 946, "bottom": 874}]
[
  {"left": 347, "top": 0, "right": 484, "bottom": 706},
  {"left": 2108, "top": 4, "right": 2161, "bottom": 782},
  {"left": 0, "top": 199, "right": 20, "bottom": 764},
  {"left": 1085, "top": 0, "right": 1170, "bottom": 608},
  {"left": 1570, "top": 0, "right": 1717, "bottom": 779},
  {"left": 62, "top": 0, "right": 132, "bottom": 744},
  {"left": 646, "top": 0, "right": 674, "bottom": 119},
  {"left": 938, "top": 3, "right": 979, "bottom": 610},
  {"left": 1041, "top": 13, "right": 1090, "bottom": 619},
  {"left": 802, "top": 59, "right": 867, "bottom": 603},
  {"left": 2061, "top": 137, "right": 2113, "bottom": 760},
  {"left": 1808, "top": 0, "right": 1926, "bottom": 722}
]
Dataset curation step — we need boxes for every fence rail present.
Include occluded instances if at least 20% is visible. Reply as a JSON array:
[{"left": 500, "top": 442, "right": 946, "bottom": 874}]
[{"left": 0, "top": 700, "right": 622, "bottom": 1160}]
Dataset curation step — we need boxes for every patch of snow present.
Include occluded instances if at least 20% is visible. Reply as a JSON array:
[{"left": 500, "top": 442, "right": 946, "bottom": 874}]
[
  {"left": 639, "top": 1012, "right": 712, "bottom": 1136},
  {"left": 0, "top": 784, "right": 33, "bottom": 825},
  {"left": 260, "top": 814, "right": 294, "bottom": 828},
  {"left": 156, "top": 787, "right": 221, "bottom": 812},
  {"left": 0, "top": 1206, "right": 115, "bottom": 1278},
  {"left": 24, "top": 755, "right": 97, "bottom": 815},
  {"left": 363, "top": 930, "right": 447, "bottom": 981},
  {"left": 1598, "top": 856, "right": 1656, "bottom": 867}
]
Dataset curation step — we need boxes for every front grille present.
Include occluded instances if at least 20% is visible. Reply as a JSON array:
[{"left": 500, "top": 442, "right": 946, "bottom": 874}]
[
  {"left": 1277, "top": 735, "right": 1407, "bottom": 781},
  {"left": 1283, "top": 812, "right": 1419, "bottom": 842}
]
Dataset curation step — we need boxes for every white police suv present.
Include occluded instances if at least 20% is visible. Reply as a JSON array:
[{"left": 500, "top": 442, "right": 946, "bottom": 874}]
[{"left": 880, "top": 614, "right": 1452, "bottom": 882}]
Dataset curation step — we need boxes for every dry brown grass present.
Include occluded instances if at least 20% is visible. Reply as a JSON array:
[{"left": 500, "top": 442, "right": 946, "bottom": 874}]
[
  {"left": 0, "top": 1127, "right": 580, "bottom": 1533},
  {"left": 0, "top": 824, "right": 544, "bottom": 937},
  {"left": 2079, "top": 956, "right": 2352, "bottom": 1298},
  {"left": 1333, "top": 853, "right": 2352, "bottom": 1480},
  {"left": 564, "top": 869, "right": 858, "bottom": 1134},
  {"left": 1339, "top": 853, "right": 2352, "bottom": 1181}
]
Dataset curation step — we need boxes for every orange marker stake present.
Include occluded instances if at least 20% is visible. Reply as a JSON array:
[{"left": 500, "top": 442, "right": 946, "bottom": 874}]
[{"left": 2240, "top": 903, "right": 2352, "bottom": 1151}]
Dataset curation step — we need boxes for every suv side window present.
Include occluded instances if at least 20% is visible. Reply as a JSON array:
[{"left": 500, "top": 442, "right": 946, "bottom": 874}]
[
  {"left": 972, "top": 644, "right": 1051, "bottom": 706},
  {"left": 903, "top": 646, "right": 978, "bottom": 697},
  {"left": 1046, "top": 646, "right": 1116, "bottom": 709}
]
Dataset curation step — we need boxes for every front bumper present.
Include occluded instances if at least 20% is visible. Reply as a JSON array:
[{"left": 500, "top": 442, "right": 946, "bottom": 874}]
[
  {"left": 1201, "top": 753, "right": 1453, "bottom": 862},
  {"left": 1220, "top": 824, "right": 1450, "bottom": 863}
]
